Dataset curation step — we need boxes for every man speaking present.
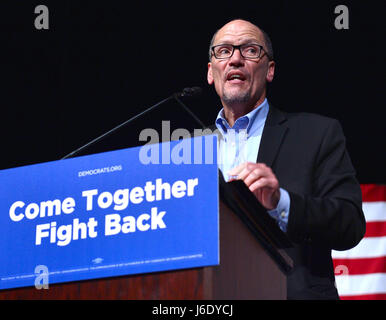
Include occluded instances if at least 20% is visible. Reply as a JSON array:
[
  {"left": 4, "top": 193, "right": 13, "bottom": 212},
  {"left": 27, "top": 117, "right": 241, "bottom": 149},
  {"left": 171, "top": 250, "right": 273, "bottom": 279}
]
[{"left": 207, "top": 19, "right": 366, "bottom": 299}]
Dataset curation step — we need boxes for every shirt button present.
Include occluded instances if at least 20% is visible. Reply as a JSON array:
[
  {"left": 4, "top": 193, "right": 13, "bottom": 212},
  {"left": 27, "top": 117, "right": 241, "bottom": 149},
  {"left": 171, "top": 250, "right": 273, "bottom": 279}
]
[{"left": 280, "top": 211, "right": 286, "bottom": 218}]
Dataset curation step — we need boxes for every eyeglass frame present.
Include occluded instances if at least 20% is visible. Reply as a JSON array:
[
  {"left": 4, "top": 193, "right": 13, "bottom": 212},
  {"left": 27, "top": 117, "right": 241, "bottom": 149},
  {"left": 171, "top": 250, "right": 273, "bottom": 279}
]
[{"left": 210, "top": 43, "right": 273, "bottom": 61}]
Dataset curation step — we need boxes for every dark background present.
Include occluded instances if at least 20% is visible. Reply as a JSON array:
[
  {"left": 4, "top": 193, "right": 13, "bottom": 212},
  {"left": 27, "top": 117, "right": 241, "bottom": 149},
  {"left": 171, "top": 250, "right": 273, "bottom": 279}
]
[{"left": 0, "top": 0, "right": 384, "bottom": 183}]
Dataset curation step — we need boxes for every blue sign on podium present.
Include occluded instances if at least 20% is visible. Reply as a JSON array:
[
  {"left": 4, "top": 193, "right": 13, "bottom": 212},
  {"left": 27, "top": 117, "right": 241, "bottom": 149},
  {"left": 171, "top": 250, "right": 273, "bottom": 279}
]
[{"left": 0, "top": 135, "right": 219, "bottom": 290}]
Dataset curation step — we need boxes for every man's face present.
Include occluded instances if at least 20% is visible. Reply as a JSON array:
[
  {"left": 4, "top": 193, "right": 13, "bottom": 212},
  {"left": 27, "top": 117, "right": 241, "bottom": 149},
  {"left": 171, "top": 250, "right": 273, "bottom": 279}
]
[{"left": 207, "top": 20, "right": 275, "bottom": 109}]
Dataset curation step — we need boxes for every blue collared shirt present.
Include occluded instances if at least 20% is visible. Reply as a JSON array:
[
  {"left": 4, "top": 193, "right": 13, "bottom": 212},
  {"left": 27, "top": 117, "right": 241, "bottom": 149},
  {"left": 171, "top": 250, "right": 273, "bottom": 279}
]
[{"left": 215, "top": 99, "right": 290, "bottom": 232}]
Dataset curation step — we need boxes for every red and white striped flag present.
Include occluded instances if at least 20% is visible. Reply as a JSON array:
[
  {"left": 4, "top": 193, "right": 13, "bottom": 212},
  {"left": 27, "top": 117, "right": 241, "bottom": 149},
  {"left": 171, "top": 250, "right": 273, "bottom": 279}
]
[{"left": 332, "top": 184, "right": 386, "bottom": 300}]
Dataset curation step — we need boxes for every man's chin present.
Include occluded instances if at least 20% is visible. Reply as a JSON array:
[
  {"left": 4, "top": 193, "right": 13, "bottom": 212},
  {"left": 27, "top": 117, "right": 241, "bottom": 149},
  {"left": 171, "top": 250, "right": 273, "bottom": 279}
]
[{"left": 222, "top": 92, "right": 250, "bottom": 105}]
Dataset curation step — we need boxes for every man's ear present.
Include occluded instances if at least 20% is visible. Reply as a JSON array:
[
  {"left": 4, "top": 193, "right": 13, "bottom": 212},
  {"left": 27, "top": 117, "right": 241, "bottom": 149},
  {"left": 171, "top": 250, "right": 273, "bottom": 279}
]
[
  {"left": 266, "top": 60, "right": 275, "bottom": 83},
  {"left": 207, "top": 62, "right": 214, "bottom": 85}
]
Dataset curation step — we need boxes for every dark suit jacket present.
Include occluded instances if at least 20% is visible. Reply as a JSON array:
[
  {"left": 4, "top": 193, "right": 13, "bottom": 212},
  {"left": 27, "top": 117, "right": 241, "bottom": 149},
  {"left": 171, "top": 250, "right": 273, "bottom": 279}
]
[{"left": 226, "top": 104, "right": 366, "bottom": 299}]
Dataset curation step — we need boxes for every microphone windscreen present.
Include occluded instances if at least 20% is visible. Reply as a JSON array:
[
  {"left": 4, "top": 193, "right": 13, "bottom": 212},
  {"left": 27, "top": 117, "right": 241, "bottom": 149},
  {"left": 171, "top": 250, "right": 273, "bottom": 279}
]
[{"left": 182, "top": 86, "right": 202, "bottom": 97}]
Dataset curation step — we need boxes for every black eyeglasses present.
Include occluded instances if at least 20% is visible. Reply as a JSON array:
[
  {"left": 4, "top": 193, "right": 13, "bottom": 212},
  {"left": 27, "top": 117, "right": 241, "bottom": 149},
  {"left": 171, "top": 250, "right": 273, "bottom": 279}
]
[{"left": 211, "top": 43, "right": 271, "bottom": 60}]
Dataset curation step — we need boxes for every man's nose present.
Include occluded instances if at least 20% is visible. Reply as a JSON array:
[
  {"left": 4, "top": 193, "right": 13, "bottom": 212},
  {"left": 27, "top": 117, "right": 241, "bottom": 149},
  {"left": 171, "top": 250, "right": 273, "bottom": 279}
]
[{"left": 229, "top": 48, "right": 244, "bottom": 66}]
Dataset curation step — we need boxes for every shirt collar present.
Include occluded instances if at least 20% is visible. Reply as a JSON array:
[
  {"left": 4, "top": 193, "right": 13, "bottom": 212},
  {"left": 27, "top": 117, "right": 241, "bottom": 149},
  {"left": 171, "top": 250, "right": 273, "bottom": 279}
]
[{"left": 215, "top": 98, "right": 268, "bottom": 135}]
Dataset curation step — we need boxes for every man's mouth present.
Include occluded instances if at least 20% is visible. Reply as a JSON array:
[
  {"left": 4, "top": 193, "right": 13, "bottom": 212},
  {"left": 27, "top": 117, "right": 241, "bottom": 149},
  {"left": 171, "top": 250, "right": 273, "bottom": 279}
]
[{"left": 226, "top": 71, "right": 246, "bottom": 83}]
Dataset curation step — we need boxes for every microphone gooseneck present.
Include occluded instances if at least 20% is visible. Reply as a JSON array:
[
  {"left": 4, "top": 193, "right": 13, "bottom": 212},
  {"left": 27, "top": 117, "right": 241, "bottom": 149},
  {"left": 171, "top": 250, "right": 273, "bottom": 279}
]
[{"left": 61, "top": 87, "right": 205, "bottom": 160}]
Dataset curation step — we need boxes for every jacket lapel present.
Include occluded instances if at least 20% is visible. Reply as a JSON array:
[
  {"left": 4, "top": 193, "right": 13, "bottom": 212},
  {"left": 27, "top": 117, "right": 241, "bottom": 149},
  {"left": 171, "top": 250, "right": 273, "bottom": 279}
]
[{"left": 256, "top": 105, "right": 288, "bottom": 168}]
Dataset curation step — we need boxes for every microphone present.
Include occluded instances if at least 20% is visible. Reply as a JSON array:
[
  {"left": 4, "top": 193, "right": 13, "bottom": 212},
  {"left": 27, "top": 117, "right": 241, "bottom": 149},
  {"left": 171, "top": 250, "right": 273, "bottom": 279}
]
[
  {"left": 61, "top": 87, "right": 205, "bottom": 160},
  {"left": 178, "top": 86, "right": 203, "bottom": 98},
  {"left": 173, "top": 87, "right": 206, "bottom": 129}
]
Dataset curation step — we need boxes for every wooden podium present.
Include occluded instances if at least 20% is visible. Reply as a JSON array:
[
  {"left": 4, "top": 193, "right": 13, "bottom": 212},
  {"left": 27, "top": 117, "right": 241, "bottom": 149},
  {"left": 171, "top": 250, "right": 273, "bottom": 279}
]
[{"left": 0, "top": 177, "right": 292, "bottom": 300}]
